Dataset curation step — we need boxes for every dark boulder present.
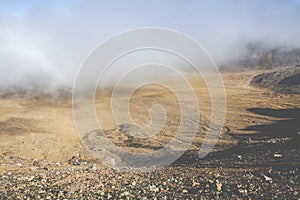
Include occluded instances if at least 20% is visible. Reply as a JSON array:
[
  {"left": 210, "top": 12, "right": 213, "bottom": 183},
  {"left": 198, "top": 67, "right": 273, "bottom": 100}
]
[{"left": 251, "top": 66, "right": 300, "bottom": 94}]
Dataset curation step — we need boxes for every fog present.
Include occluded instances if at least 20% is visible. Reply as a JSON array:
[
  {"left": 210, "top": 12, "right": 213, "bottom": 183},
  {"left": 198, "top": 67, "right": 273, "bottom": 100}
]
[{"left": 1, "top": 0, "right": 300, "bottom": 93}]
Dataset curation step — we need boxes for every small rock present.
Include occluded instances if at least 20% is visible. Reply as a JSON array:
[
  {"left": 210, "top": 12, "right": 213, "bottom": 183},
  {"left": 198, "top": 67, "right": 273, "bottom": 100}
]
[
  {"left": 216, "top": 182, "right": 222, "bottom": 191},
  {"left": 27, "top": 175, "right": 35, "bottom": 181},
  {"left": 90, "top": 164, "right": 97, "bottom": 171},
  {"left": 39, "top": 173, "right": 47, "bottom": 179},
  {"left": 182, "top": 189, "right": 188, "bottom": 193},
  {"left": 150, "top": 185, "right": 159, "bottom": 192},
  {"left": 131, "top": 180, "right": 136, "bottom": 186},
  {"left": 32, "top": 159, "right": 39, "bottom": 166},
  {"left": 262, "top": 174, "right": 273, "bottom": 183},
  {"left": 192, "top": 181, "right": 200, "bottom": 187},
  {"left": 208, "top": 179, "right": 214, "bottom": 184},
  {"left": 273, "top": 152, "right": 282, "bottom": 158},
  {"left": 238, "top": 189, "right": 248, "bottom": 197}
]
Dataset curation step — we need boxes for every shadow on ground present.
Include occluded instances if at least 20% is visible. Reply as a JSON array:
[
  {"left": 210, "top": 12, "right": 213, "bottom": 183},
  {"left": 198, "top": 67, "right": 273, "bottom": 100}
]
[
  {"left": 244, "top": 108, "right": 300, "bottom": 138},
  {"left": 173, "top": 108, "right": 300, "bottom": 169}
]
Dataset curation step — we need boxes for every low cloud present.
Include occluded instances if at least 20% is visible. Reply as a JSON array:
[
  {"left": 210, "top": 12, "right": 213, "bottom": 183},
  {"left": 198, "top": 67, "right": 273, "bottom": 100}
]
[{"left": 0, "top": 0, "right": 300, "bottom": 93}]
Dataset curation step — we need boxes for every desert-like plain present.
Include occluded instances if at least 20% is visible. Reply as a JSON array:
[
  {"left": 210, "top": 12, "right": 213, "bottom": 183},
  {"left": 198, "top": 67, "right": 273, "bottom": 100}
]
[{"left": 0, "top": 71, "right": 299, "bottom": 199}]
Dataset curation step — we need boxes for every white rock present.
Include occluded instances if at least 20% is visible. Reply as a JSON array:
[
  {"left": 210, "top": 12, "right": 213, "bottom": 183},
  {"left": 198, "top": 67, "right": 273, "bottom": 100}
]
[
  {"left": 90, "top": 164, "right": 97, "bottom": 170},
  {"left": 262, "top": 174, "right": 273, "bottom": 183},
  {"left": 273, "top": 152, "right": 282, "bottom": 158}
]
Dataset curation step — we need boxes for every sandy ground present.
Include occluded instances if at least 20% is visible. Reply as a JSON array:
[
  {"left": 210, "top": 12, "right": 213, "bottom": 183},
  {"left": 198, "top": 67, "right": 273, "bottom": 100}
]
[
  {"left": 0, "top": 70, "right": 299, "bottom": 166},
  {"left": 0, "top": 71, "right": 299, "bottom": 199}
]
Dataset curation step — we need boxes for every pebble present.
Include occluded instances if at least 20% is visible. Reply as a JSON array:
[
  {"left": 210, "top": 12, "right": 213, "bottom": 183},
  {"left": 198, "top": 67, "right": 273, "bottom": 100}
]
[
  {"left": 89, "top": 164, "right": 97, "bottom": 171},
  {"left": 273, "top": 153, "right": 282, "bottom": 158},
  {"left": 238, "top": 189, "right": 248, "bottom": 197},
  {"left": 149, "top": 185, "right": 159, "bottom": 193},
  {"left": 0, "top": 134, "right": 298, "bottom": 199},
  {"left": 131, "top": 180, "right": 136, "bottom": 186},
  {"left": 192, "top": 181, "right": 200, "bottom": 187},
  {"left": 216, "top": 184, "right": 222, "bottom": 192},
  {"left": 216, "top": 182, "right": 222, "bottom": 191},
  {"left": 262, "top": 174, "right": 273, "bottom": 183}
]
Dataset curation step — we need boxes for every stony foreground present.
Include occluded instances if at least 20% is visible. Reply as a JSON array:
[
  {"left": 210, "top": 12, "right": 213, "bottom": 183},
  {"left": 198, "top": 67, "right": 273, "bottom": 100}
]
[{"left": 0, "top": 135, "right": 299, "bottom": 199}]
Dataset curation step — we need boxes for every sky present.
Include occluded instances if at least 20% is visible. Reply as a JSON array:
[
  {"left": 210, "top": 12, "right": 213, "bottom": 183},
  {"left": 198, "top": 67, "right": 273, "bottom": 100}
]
[{"left": 0, "top": 0, "right": 300, "bottom": 91}]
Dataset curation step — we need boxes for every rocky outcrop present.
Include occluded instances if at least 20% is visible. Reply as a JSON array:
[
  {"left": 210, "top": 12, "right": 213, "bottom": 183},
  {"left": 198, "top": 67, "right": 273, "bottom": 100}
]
[{"left": 250, "top": 65, "right": 300, "bottom": 94}]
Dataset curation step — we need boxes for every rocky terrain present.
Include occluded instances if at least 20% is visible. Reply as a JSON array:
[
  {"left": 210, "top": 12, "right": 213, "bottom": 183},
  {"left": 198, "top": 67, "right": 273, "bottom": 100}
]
[
  {"left": 0, "top": 71, "right": 299, "bottom": 199},
  {"left": 251, "top": 65, "right": 300, "bottom": 94},
  {"left": 0, "top": 134, "right": 299, "bottom": 199}
]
